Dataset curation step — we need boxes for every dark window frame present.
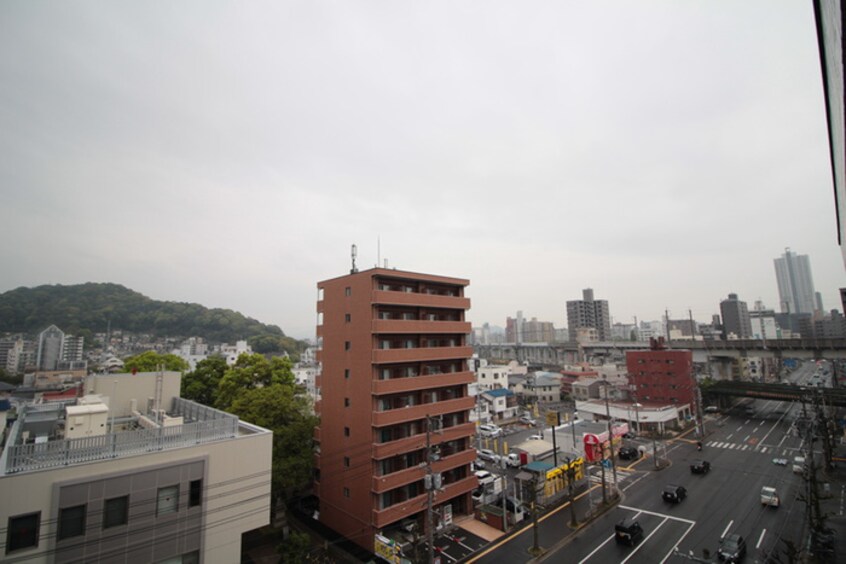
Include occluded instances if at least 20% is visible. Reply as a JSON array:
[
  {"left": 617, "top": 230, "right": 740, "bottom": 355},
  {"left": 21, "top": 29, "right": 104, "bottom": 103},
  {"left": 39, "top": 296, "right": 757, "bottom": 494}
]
[
  {"left": 103, "top": 496, "right": 129, "bottom": 529},
  {"left": 57, "top": 504, "right": 86, "bottom": 541},
  {"left": 189, "top": 479, "right": 203, "bottom": 508},
  {"left": 6, "top": 512, "right": 40, "bottom": 554}
]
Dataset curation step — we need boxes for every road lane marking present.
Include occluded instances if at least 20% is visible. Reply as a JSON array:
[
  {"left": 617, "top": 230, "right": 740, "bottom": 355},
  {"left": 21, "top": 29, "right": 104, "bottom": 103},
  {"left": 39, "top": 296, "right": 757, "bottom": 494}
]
[
  {"left": 621, "top": 517, "right": 669, "bottom": 564},
  {"left": 661, "top": 521, "right": 697, "bottom": 564},
  {"left": 578, "top": 533, "right": 615, "bottom": 564},
  {"left": 756, "top": 529, "right": 767, "bottom": 549},
  {"left": 742, "top": 445, "right": 749, "bottom": 451},
  {"left": 737, "top": 426, "right": 743, "bottom": 431},
  {"left": 619, "top": 505, "right": 695, "bottom": 524},
  {"left": 743, "top": 435, "right": 750, "bottom": 442},
  {"left": 721, "top": 520, "right": 734, "bottom": 539},
  {"left": 727, "top": 434, "right": 734, "bottom": 440},
  {"left": 745, "top": 419, "right": 751, "bottom": 425},
  {"left": 753, "top": 427, "right": 759, "bottom": 433}
]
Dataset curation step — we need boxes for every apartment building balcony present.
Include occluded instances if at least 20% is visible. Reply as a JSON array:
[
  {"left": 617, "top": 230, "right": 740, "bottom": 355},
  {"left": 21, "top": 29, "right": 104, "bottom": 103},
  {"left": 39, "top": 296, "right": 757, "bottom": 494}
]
[
  {"left": 372, "top": 422, "right": 474, "bottom": 460},
  {"left": 372, "top": 448, "right": 476, "bottom": 494},
  {"left": 371, "top": 474, "right": 476, "bottom": 529},
  {"left": 372, "top": 290, "right": 470, "bottom": 310},
  {"left": 372, "top": 319, "right": 471, "bottom": 335},
  {"left": 372, "top": 396, "right": 475, "bottom": 427},
  {"left": 313, "top": 426, "right": 321, "bottom": 442},
  {"left": 373, "top": 346, "right": 473, "bottom": 365},
  {"left": 372, "top": 371, "right": 474, "bottom": 395}
]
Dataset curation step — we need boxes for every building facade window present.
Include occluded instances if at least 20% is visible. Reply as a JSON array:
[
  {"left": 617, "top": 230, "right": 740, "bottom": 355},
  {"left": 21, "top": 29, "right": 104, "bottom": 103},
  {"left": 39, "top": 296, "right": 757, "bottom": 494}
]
[
  {"left": 345, "top": 313, "right": 351, "bottom": 322},
  {"left": 344, "top": 456, "right": 350, "bottom": 468},
  {"left": 344, "top": 427, "right": 350, "bottom": 437},
  {"left": 103, "top": 496, "right": 129, "bottom": 529},
  {"left": 344, "top": 369, "right": 350, "bottom": 379},
  {"left": 6, "top": 512, "right": 40, "bottom": 554},
  {"left": 343, "top": 487, "right": 350, "bottom": 498},
  {"left": 157, "top": 485, "right": 179, "bottom": 516},
  {"left": 344, "top": 398, "right": 350, "bottom": 407},
  {"left": 345, "top": 341, "right": 350, "bottom": 351},
  {"left": 345, "top": 287, "right": 351, "bottom": 296},
  {"left": 57, "top": 505, "right": 86, "bottom": 540},
  {"left": 189, "top": 479, "right": 203, "bottom": 508}
]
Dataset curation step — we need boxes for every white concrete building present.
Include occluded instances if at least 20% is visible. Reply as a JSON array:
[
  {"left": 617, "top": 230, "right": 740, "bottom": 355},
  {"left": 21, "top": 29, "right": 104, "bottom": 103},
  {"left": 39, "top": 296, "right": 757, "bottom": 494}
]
[{"left": 0, "top": 371, "right": 272, "bottom": 563}]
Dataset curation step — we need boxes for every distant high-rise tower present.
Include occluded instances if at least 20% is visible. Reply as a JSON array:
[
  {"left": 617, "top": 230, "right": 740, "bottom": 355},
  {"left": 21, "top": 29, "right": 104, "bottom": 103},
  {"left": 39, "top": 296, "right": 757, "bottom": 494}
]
[
  {"left": 774, "top": 248, "right": 820, "bottom": 314},
  {"left": 36, "top": 325, "right": 64, "bottom": 371},
  {"left": 566, "top": 288, "right": 611, "bottom": 341},
  {"left": 719, "top": 293, "right": 752, "bottom": 339}
]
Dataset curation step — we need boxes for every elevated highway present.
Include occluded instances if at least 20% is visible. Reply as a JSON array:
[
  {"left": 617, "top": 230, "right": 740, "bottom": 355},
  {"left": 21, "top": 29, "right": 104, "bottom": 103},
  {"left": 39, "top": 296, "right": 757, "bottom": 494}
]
[
  {"left": 474, "top": 338, "right": 846, "bottom": 366},
  {"left": 705, "top": 380, "right": 846, "bottom": 407}
]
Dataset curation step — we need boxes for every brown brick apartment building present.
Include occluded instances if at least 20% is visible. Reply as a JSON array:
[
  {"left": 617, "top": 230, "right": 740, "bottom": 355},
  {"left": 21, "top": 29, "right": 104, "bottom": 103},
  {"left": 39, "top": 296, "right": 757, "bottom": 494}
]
[
  {"left": 626, "top": 337, "right": 695, "bottom": 410},
  {"left": 315, "top": 268, "right": 476, "bottom": 551}
]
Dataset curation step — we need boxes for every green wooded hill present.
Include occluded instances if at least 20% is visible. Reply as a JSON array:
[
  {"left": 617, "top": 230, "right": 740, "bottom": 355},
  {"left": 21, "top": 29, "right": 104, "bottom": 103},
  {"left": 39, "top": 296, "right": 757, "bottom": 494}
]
[{"left": 0, "top": 283, "right": 291, "bottom": 347}]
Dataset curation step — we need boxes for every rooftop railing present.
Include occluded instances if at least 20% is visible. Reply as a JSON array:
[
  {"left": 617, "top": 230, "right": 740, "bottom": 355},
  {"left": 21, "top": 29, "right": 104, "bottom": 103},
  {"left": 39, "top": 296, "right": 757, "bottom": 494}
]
[{"left": 1, "top": 398, "right": 241, "bottom": 475}]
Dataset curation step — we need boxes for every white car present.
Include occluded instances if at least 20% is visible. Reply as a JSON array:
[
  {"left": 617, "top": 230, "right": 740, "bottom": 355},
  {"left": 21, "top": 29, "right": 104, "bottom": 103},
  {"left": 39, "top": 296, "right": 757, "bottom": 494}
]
[
  {"left": 519, "top": 416, "right": 537, "bottom": 426},
  {"left": 478, "top": 424, "right": 502, "bottom": 437},
  {"left": 474, "top": 470, "right": 495, "bottom": 485},
  {"left": 477, "top": 449, "right": 501, "bottom": 463},
  {"left": 528, "top": 434, "right": 544, "bottom": 441}
]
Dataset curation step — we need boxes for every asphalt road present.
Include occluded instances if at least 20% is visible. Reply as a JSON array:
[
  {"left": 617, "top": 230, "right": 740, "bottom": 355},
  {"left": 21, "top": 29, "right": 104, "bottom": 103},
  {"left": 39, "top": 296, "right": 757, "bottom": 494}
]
[{"left": 466, "top": 396, "right": 812, "bottom": 563}]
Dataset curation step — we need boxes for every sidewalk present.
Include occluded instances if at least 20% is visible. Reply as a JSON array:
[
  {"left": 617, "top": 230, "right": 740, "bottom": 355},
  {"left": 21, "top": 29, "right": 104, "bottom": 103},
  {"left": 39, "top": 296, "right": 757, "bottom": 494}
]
[{"left": 456, "top": 514, "right": 507, "bottom": 543}]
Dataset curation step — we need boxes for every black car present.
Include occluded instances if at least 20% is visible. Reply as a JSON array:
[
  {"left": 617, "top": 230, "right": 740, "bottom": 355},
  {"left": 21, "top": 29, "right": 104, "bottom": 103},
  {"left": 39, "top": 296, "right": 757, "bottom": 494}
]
[
  {"left": 614, "top": 520, "right": 644, "bottom": 546},
  {"left": 619, "top": 447, "right": 640, "bottom": 460},
  {"left": 690, "top": 459, "right": 711, "bottom": 474},
  {"left": 662, "top": 484, "right": 687, "bottom": 503},
  {"left": 718, "top": 533, "right": 747, "bottom": 562}
]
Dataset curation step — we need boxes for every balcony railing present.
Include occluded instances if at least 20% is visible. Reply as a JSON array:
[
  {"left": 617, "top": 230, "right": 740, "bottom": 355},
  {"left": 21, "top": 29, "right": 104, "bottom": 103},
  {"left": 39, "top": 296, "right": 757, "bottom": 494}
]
[
  {"left": 372, "top": 319, "right": 471, "bottom": 335},
  {"left": 372, "top": 396, "right": 475, "bottom": 427},
  {"left": 372, "top": 290, "right": 470, "bottom": 310},
  {"left": 372, "top": 422, "right": 474, "bottom": 460},
  {"left": 371, "top": 474, "right": 476, "bottom": 529},
  {"left": 372, "top": 448, "right": 476, "bottom": 494},
  {"left": 373, "top": 346, "right": 473, "bottom": 365},
  {"left": 372, "top": 371, "right": 474, "bottom": 395}
]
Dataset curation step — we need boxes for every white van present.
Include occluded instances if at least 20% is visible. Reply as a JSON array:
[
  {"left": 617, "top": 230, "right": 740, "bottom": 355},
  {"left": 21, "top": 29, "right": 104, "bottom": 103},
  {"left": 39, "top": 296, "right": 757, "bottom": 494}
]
[
  {"left": 793, "top": 456, "right": 806, "bottom": 474},
  {"left": 761, "top": 486, "right": 780, "bottom": 508}
]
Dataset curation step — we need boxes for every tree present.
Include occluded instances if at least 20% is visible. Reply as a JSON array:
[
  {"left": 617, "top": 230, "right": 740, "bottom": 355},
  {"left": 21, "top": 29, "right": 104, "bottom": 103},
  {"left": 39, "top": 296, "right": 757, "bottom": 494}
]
[
  {"left": 122, "top": 351, "right": 189, "bottom": 373},
  {"left": 180, "top": 356, "right": 228, "bottom": 406},
  {"left": 215, "top": 353, "right": 295, "bottom": 412},
  {"left": 225, "top": 371, "right": 318, "bottom": 502},
  {"left": 278, "top": 531, "right": 311, "bottom": 562}
]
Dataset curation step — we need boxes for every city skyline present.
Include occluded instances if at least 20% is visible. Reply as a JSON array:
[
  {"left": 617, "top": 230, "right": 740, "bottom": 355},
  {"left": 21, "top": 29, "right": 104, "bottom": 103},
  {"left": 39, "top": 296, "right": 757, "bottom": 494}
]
[{"left": 1, "top": 2, "right": 844, "bottom": 339}]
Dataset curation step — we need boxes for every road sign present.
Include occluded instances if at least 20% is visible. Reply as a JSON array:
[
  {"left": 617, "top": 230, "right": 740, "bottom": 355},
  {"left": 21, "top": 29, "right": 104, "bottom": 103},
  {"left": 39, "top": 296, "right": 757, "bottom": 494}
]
[{"left": 546, "top": 411, "right": 559, "bottom": 427}]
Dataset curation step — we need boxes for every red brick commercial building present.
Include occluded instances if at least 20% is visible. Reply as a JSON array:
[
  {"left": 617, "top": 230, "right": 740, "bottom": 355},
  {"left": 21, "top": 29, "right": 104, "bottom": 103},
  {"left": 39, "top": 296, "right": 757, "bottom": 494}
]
[
  {"left": 625, "top": 338, "right": 695, "bottom": 411},
  {"left": 315, "top": 268, "right": 476, "bottom": 551}
]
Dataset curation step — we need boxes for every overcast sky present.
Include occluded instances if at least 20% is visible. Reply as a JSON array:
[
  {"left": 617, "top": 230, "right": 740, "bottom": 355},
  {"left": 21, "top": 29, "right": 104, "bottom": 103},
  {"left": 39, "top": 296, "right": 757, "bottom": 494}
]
[{"left": 1, "top": 1, "right": 844, "bottom": 339}]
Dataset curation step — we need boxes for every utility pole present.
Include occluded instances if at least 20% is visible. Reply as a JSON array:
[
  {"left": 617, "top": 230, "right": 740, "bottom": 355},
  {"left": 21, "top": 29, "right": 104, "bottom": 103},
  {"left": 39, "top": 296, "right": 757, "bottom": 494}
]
[
  {"left": 566, "top": 457, "right": 577, "bottom": 527},
  {"left": 688, "top": 309, "right": 696, "bottom": 341},
  {"left": 500, "top": 473, "right": 509, "bottom": 533},
  {"left": 665, "top": 308, "right": 671, "bottom": 344},
  {"left": 550, "top": 411, "right": 560, "bottom": 467},
  {"left": 530, "top": 473, "right": 541, "bottom": 556},
  {"left": 603, "top": 381, "right": 618, "bottom": 491},
  {"left": 424, "top": 414, "right": 442, "bottom": 564}
]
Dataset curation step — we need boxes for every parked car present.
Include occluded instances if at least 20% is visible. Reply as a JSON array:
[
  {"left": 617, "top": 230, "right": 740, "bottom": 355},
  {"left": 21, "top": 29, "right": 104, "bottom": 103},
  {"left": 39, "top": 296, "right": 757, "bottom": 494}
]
[
  {"left": 614, "top": 520, "right": 644, "bottom": 546},
  {"left": 690, "top": 460, "right": 711, "bottom": 474},
  {"left": 519, "top": 415, "right": 537, "bottom": 426},
  {"left": 478, "top": 424, "right": 502, "bottom": 437},
  {"left": 619, "top": 447, "right": 640, "bottom": 460},
  {"left": 761, "top": 486, "right": 780, "bottom": 508},
  {"left": 528, "top": 434, "right": 544, "bottom": 441},
  {"left": 474, "top": 470, "right": 495, "bottom": 486},
  {"left": 662, "top": 484, "right": 687, "bottom": 503},
  {"left": 792, "top": 456, "right": 806, "bottom": 474},
  {"left": 477, "top": 449, "right": 501, "bottom": 463},
  {"left": 472, "top": 459, "right": 486, "bottom": 470},
  {"left": 622, "top": 432, "right": 636, "bottom": 439},
  {"left": 704, "top": 406, "right": 720, "bottom": 413},
  {"left": 718, "top": 533, "right": 747, "bottom": 562},
  {"left": 505, "top": 453, "right": 522, "bottom": 467},
  {"left": 772, "top": 458, "right": 788, "bottom": 466}
]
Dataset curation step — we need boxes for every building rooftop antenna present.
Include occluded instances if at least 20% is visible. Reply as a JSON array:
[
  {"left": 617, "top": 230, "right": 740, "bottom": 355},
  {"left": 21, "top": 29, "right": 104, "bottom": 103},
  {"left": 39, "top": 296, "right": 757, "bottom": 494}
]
[{"left": 351, "top": 244, "right": 358, "bottom": 274}]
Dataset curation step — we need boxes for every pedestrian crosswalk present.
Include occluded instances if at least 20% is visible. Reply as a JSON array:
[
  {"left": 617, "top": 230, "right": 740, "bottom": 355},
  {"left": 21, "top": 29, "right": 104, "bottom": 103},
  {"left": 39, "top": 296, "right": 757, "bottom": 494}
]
[{"left": 705, "top": 440, "right": 797, "bottom": 456}]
